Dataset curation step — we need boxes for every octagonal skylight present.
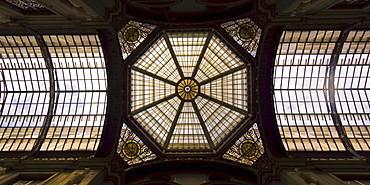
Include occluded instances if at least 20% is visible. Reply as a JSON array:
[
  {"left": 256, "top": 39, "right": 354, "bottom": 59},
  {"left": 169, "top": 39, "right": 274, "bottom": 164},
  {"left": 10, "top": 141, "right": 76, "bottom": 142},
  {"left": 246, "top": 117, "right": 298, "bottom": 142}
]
[{"left": 129, "top": 31, "right": 248, "bottom": 151}]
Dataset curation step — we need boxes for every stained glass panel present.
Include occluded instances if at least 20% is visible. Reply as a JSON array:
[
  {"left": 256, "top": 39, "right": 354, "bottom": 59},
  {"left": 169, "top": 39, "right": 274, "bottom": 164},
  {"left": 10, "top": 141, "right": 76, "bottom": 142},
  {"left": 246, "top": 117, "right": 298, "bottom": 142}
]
[
  {"left": 118, "top": 21, "right": 156, "bottom": 59},
  {"left": 223, "top": 123, "right": 264, "bottom": 165},
  {"left": 168, "top": 102, "right": 209, "bottom": 150},
  {"left": 117, "top": 123, "right": 156, "bottom": 165},
  {"left": 221, "top": 18, "right": 262, "bottom": 57},
  {"left": 168, "top": 32, "right": 208, "bottom": 77},
  {"left": 4, "top": 0, "right": 46, "bottom": 10}
]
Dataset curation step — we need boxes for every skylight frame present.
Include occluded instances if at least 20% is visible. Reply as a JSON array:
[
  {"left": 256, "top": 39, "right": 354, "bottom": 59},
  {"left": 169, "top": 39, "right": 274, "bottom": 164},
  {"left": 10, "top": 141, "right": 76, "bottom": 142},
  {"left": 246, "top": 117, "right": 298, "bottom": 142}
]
[
  {"left": 274, "top": 30, "right": 345, "bottom": 152},
  {"left": 0, "top": 35, "right": 47, "bottom": 152},
  {"left": 273, "top": 29, "right": 370, "bottom": 155},
  {"left": 40, "top": 34, "right": 107, "bottom": 152},
  {"left": 0, "top": 33, "right": 108, "bottom": 156},
  {"left": 124, "top": 27, "right": 255, "bottom": 156}
]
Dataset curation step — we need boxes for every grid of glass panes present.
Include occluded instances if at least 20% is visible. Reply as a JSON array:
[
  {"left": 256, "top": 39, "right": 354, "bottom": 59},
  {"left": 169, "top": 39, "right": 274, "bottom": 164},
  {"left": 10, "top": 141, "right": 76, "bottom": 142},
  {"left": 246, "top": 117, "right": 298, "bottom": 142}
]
[
  {"left": 195, "top": 96, "right": 244, "bottom": 145},
  {"left": 131, "top": 70, "right": 175, "bottom": 112},
  {"left": 134, "top": 97, "right": 181, "bottom": 145},
  {"left": 168, "top": 32, "right": 208, "bottom": 77},
  {"left": 337, "top": 30, "right": 370, "bottom": 151},
  {"left": 274, "top": 30, "right": 346, "bottom": 151},
  {"left": 131, "top": 31, "right": 248, "bottom": 151},
  {"left": 117, "top": 123, "right": 156, "bottom": 165},
  {"left": 201, "top": 68, "right": 247, "bottom": 111},
  {"left": 221, "top": 18, "right": 261, "bottom": 57},
  {"left": 168, "top": 102, "right": 210, "bottom": 149},
  {"left": 223, "top": 123, "right": 264, "bottom": 165},
  {"left": 195, "top": 35, "right": 244, "bottom": 82},
  {"left": 0, "top": 35, "right": 45, "bottom": 151},
  {"left": 118, "top": 21, "right": 156, "bottom": 59},
  {"left": 40, "top": 35, "right": 107, "bottom": 151},
  {"left": 133, "top": 37, "right": 181, "bottom": 82}
]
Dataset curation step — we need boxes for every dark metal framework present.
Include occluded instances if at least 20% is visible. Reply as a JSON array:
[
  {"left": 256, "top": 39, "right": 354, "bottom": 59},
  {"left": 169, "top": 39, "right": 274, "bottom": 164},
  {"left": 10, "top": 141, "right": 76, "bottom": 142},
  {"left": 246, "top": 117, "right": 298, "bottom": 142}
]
[
  {"left": 0, "top": 34, "right": 107, "bottom": 154},
  {"left": 273, "top": 29, "right": 370, "bottom": 155},
  {"left": 123, "top": 26, "right": 255, "bottom": 156}
]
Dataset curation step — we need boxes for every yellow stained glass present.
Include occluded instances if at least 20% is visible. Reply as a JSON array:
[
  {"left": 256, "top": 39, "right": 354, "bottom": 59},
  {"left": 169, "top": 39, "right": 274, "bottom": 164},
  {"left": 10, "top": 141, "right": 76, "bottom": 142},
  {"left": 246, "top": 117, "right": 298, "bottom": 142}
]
[{"left": 177, "top": 79, "right": 199, "bottom": 100}]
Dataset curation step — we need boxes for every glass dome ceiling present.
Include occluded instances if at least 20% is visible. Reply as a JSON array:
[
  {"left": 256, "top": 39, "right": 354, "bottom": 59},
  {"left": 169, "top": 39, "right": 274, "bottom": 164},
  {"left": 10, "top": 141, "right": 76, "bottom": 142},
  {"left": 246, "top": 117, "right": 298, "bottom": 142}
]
[{"left": 128, "top": 30, "right": 249, "bottom": 152}]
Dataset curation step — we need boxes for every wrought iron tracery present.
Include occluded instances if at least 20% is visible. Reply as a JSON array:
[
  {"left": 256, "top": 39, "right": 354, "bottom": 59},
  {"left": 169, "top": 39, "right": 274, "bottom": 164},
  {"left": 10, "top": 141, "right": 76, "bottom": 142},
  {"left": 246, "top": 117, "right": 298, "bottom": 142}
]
[
  {"left": 117, "top": 123, "right": 156, "bottom": 166},
  {"left": 223, "top": 123, "right": 265, "bottom": 166},
  {"left": 118, "top": 21, "right": 156, "bottom": 59},
  {"left": 221, "top": 18, "right": 262, "bottom": 57}
]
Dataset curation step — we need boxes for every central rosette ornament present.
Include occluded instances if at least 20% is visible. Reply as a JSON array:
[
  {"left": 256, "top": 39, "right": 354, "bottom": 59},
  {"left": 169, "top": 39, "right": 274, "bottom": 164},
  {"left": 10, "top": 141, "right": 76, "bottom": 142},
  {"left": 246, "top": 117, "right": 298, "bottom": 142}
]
[{"left": 177, "top": 79, "right": 198, "bottom": 100}]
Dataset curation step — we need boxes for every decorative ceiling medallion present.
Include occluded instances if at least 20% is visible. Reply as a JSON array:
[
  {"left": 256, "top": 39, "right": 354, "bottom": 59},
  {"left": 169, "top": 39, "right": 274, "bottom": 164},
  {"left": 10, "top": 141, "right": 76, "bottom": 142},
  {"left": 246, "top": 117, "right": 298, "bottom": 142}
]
[
  {"left": 122, "top": 140, "right": 141, "bottom": 159},
  {"left": 237, "top": 24, "right": 256, "bottom": 42},
  {"left": 118, "top": 21, "right": 156, "bottom": 59},
  {"left": 239, "top": 140, "right": 258, "bottom": 159},
  {"left": 223, "top": 123, "right": 264, "bottom": 165},
  {"left": 221, "top": 18, "right": 261, "bottom": 57},
  {"left": 123, "top": 26, "right": 141, "bottom": 44},
  {"left": 117, "top": 124, "right": 156, "bottom": 165},
  {"left": 177, "top": 79, "right": 199, "bottom": 100}
]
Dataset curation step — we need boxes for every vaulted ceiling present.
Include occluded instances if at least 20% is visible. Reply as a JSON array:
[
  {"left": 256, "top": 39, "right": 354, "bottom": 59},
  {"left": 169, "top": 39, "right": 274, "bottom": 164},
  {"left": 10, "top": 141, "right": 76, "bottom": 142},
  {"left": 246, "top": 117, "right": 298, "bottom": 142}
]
[{"left": 0, "top": 0, "right": 369, "bottom": 184}]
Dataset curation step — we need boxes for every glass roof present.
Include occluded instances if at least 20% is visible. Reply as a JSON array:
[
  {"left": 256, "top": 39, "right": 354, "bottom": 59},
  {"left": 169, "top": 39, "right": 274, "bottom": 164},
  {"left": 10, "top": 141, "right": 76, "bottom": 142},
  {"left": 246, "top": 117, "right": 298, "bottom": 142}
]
[
  {"left": 274, "top": 30, "right": 370, "bottom": 152},
  {"left": 129, "top": 31, "right": 248, "bottom": 151},
  {"left": 0, "top": 34, "right": 107, "bottom": 152},
  {"left": 274, "top": 30, "right": 343, "bottom": 151}
]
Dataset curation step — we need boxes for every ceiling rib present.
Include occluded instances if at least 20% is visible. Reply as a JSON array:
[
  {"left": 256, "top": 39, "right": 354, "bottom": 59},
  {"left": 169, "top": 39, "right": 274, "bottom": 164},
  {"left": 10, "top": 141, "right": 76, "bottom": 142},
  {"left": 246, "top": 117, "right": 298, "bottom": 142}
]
[
  {"left": 192, "top": 100, "right": 215, "bottom": 149},
  {"left": 164, "top": 33, "right": 185, "bottom": 79},
  {"left": 199, "top": 93, "right": 247, "bottom": 115},
  {"left": 192, "top": 32, "right": 214, "bottom": 78},
  {"left": 131, "top": 66, "right": 177, "bottom": 86},
  {"left": 164, "top": 100, "right": 185, "bottom": 149}
]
